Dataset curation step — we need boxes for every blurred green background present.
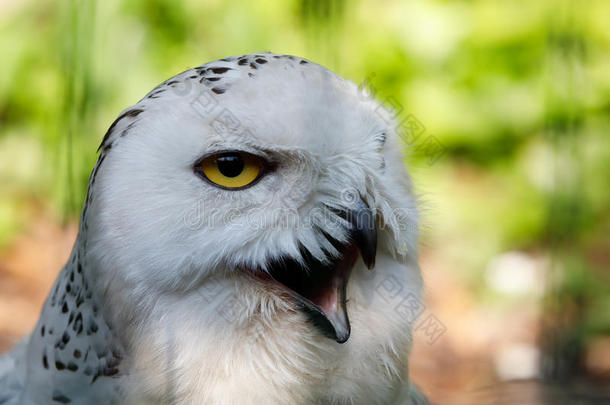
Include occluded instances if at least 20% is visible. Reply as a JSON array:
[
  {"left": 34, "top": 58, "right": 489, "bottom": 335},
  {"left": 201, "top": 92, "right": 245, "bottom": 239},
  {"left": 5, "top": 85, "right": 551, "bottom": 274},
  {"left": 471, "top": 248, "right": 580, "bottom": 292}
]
[{"left": 1, "top": 0, "right": 609, "bottom": 400}]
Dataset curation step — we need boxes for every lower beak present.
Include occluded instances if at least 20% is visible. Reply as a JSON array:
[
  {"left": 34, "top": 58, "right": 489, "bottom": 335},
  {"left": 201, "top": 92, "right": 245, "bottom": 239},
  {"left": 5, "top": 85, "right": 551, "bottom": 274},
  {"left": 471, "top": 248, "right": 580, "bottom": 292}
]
[
  {"left": 295, "top": 244, "right": 358, "bottom": 343},
  {"left": 298, "top": 197, "right": 377, "bottom": 343}
]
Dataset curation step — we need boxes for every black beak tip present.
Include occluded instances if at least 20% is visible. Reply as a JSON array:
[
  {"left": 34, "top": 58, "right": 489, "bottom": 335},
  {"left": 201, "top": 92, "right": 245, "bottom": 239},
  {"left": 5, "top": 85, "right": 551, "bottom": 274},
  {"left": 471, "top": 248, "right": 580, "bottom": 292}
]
[
  {"left": 356, "top": 224, "right": 377, "bottom": 269},
  {"left": 350, "top": 196, "right": 378, "bottom": 271},
  {"left": 335, "top": 331, "right": 350, "bottom": 344},
  {"left": 359, "top": 240, "right": 376, "bottom": 269},
  {"left": 299, "top": 301, "right": 351, "bottom": 344}
]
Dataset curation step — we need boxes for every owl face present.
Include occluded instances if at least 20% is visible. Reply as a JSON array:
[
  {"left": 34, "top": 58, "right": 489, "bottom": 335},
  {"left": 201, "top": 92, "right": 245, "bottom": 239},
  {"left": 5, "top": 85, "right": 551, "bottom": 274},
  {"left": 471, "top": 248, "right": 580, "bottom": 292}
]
[{"left": 86, "top": 54, "right": 417, "bottom": 343}]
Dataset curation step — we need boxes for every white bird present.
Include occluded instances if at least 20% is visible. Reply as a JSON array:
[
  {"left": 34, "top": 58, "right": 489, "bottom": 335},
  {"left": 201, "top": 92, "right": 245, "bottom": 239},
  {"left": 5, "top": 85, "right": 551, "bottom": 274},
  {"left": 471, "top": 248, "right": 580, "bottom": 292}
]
[{"left": 0, "top": 53, "right": 429, "bottom": 405}]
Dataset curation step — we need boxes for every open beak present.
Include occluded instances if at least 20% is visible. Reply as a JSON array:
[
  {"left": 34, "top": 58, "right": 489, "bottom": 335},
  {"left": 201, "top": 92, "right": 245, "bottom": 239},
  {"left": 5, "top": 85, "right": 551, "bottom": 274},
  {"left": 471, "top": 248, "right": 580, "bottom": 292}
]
[{"left": 263, "top": 196, "right": 377, "bottom": 343}]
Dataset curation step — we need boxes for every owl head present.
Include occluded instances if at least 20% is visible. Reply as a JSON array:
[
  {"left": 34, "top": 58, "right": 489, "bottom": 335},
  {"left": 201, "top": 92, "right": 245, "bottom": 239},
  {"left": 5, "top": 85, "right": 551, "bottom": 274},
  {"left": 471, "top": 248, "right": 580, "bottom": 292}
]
[{"left": 82, "top": 53, "right": 418, "bottom": 344}]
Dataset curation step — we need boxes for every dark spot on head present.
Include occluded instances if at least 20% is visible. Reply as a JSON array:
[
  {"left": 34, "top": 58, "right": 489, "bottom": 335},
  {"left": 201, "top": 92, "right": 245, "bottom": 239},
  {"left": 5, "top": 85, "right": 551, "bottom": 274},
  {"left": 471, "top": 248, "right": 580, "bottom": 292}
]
[
  {"left": 248, "top": 73, "right": 254, "bottom": 78},
  {"left": 69, "top": 272, "right": 74, "bottom": 282},
  {"left": 238, "top": 58, "right": 249, "bottom": 65},
  {"left": 206, "top": 77, "right": 221, "bottom": 82},
  {"left": 113, "top": 123, "right": 135, "bottom": 142},
  {"left": 300, "top": 60, "right": 308, "bottom": 64},
  {"left": 62, "top": 302, "right": 69, "bottom": 314},
  {"left": 249, "top": 63, "right": 257, "bottom": 70},
  {"left": 98, "top": 109, "right": 144, "bottom": 152},
  {"left": 210, "top": 67, "right": 231, "bottom": 74},
  {"left": 77, "top": 263, "right": 82, "bottom": 273},
  {"left": 42, "top": 352, "right": 48, "bottom": 369},
  {"left": 255, "top": 58, "right": 267, "bottom": 64},
  {"left": 55, "top": 360, "right": 65, "bottom": 370},
  {"left": 147, "top": 89, "right": 165, "bottom": 98},
  {"left": 66, "top": 362, "right": 78, "bottom": 372},
  {"left": 211, "top": 88, "right": 225, "bottom": 94},
  {"left": 41, "top": 325, "right": 45, "bottom": 337},
  {"left": 123, "top": 108, "right": 143, "bottom": 118},
  {"left": 65, "top": 284, "right": 71, "bottom": 293},
  {"left": 273, "top": 55, "right": 280, "bottom": 59},
  {"left": 73, "top": 349, "right": 81, "bottom": 359}
]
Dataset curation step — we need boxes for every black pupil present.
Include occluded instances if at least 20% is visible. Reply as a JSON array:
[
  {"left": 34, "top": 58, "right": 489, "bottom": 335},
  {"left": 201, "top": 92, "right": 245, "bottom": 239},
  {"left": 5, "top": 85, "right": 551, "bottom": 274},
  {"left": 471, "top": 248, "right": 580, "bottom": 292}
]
[{"left": 217, "top": 155, "right": 244, "bottom": 178}]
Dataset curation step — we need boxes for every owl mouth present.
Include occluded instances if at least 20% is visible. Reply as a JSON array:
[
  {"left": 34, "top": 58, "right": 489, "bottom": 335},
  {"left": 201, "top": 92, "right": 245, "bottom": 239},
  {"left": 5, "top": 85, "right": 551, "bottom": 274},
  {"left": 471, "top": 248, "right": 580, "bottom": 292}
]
[{"left": 258, "top": 198, "right": 377, "bottom": 343}]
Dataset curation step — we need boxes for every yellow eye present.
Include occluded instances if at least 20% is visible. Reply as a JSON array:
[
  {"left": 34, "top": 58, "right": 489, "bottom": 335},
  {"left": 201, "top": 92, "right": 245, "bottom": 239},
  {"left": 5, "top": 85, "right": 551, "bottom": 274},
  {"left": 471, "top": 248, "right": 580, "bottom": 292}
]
[{"left": 198, "top": 152, "right": 265, "bottom": 189}]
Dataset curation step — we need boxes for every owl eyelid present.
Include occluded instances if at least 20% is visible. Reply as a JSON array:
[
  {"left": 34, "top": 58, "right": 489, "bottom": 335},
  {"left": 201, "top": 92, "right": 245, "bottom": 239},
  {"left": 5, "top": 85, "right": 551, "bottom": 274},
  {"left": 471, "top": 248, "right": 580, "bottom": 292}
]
[
  {"left": 194, "top": 149, "right": 275, "bottom": 169},
  {"left": 192, "top": 149, "right": 274, "bottom": 191}
]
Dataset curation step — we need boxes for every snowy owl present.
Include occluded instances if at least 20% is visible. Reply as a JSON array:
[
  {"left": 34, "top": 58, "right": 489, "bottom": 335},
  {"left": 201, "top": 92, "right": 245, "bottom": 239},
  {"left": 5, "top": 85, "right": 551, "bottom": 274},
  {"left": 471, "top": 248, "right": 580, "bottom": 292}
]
[{"left": 0, "top": 53, "right": 428, "bottom": 404}]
